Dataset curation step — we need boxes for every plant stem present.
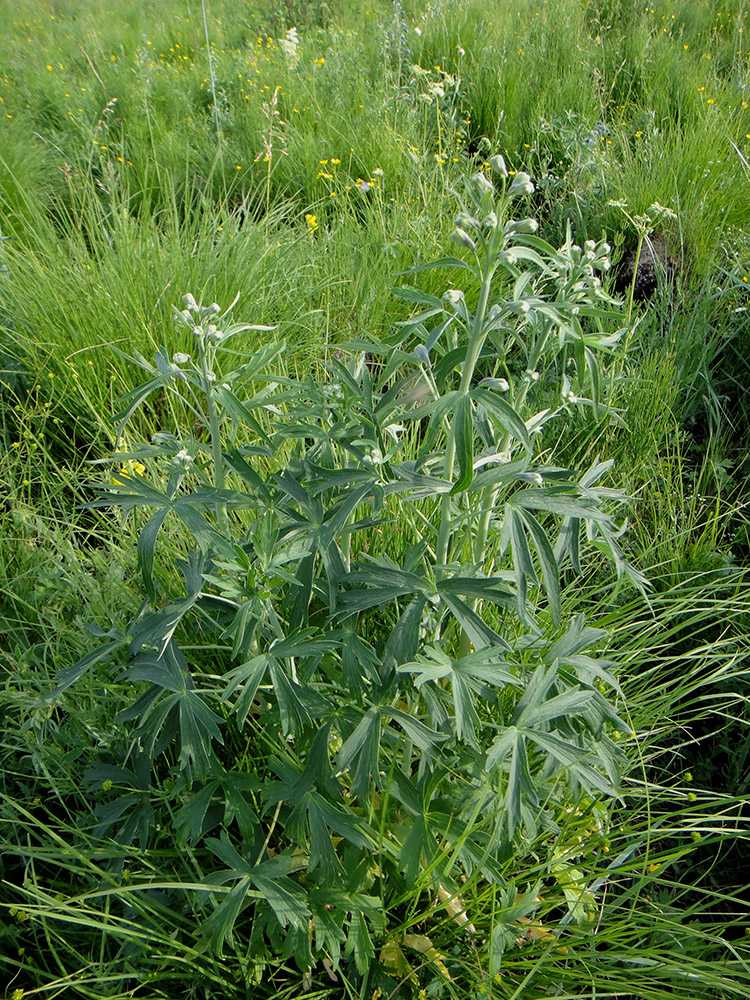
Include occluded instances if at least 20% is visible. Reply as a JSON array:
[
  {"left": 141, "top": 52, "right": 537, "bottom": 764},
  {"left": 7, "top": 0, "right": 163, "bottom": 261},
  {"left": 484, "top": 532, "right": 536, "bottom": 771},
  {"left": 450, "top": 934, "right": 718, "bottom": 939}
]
[
  {"left": 435, "top": 255, "right": 495, "bottom": 574},
  {"left": 200, "top": 342, "right": 229, "bottom": 533}
]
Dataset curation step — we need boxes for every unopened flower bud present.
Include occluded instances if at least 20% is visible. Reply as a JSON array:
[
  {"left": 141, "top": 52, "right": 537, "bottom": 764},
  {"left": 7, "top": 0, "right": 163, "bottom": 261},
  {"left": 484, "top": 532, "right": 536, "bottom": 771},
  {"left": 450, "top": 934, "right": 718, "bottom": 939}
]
[
  {"left": 479, "top": 376, "right": 509, "bottom": 391},
  {"left": 172, "top": 448, "right": 194, "bottom": 471},
  {"left": 443, "top": 289, "right": 465, "bottom": 306},
  {"left": 514, "top": 217, "right": 539, "bottom": 233},
  {"left": 483, "top": 212, "right": 498, "bottom": 229},
  {"left": 584, "top": 240, "right": 597, "bottom": 253},
  {"left": 470, "top": 172, "right": 494, "bottom": 196},
  {"left": 455, "top": 211, "right": 480, "bottom": 230},
  {"left": 172, "top": 352, "right": 191, "bottom": 365},
  {"left": 450, "top": 228, "right": 477, "bottom": 251},
  {"left": 509, "top": 171, "right": 534, "bottom": 196},
  {"left": 174, "top": 308, "right": 192, "bottom": 326},
  {"left": 412, "top": 344, "right": 431, "bottom": 365},
  {"left": 182, "top": 293, "right": 198, "bottom": 311},
  {"left": 489, "top": 154, "right": 508, "bottom": 178}
]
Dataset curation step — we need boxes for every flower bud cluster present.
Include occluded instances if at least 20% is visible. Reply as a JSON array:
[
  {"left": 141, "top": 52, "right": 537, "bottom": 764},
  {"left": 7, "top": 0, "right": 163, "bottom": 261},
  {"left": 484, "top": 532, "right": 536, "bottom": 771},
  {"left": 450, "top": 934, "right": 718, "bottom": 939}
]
[
  {"left": 509, "top": 172, "right": 534, "bottom": 197},
  {"left": 173, "top": 293, "right": 224, "bottom": 343},
  {"left": 322, "top": 383, "right": 344, "bottom": 404},
  {"left": 172, "top": 448, "right": 194, "bottom": 472}
]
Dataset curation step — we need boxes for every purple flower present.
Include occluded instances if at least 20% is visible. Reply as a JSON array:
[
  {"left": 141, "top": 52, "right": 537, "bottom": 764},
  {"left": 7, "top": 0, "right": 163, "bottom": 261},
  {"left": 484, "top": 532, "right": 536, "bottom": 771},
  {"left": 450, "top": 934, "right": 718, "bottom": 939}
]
[{"left": 358, "top": 180, "right": 371, "bottom": 193}]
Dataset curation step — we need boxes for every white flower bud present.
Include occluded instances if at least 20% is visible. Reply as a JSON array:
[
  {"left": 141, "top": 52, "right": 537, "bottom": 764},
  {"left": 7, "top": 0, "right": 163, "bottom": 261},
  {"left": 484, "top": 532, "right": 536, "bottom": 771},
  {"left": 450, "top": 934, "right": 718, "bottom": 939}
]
[
  {"left": 174, "top": 308, "right": 193, "bottom": 326},
  {"left": 509, "top": 171, "right": 534, "bottom": 196},
  {"left": 172, "top": 352, "right": 191, "bottom": 365},
  {"left": 172, "top": 448, "right": 194, "bottom": 471},
  {"left": 483, "top": 212, "right": 498, "bottom": 229},
  {"left": 443, "top": 289, "right": 465, "bottom": 306},
  {"left": 182, "top": 293, "right": 198, "bottom": 311},
  {"left": 489, "top": 154, "right": 508, "bottom": 178},
  {"left": 470, "top": 172, "right": 494, "bottom": 196},
  {"left": 450, "top": 228, "right": 477, "bottom": 251},
  {"left": 506, "top": 217, "right": 538, "bottom": 235},
  {"left": 479, "top": 376, "right": 509, "bottom": 391},
  {"left": 584, "top": 240, "right": 597, "bottom": 253},
  {"left": 455, "top": 211, "right": 480, "bottom": 230}
]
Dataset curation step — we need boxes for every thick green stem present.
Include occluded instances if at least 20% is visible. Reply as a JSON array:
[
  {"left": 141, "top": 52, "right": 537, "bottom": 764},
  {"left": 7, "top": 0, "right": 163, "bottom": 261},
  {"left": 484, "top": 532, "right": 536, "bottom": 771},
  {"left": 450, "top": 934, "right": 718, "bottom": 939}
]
[
  {"left": 472, "top": 378, "right": 531, "bottom": 568},
  {"left": 435, "top": 257, "right": 496, "bottom": 574},
  {"left": 200, "top": 343, "right": 229, "bottom": 533}
]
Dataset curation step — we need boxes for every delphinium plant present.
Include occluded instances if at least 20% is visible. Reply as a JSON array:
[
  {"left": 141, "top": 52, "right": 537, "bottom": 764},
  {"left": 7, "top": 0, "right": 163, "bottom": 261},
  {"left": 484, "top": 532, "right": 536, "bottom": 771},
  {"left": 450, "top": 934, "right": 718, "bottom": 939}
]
[{"left": 48, "top": 158, "right": 644, "bottom": 994}]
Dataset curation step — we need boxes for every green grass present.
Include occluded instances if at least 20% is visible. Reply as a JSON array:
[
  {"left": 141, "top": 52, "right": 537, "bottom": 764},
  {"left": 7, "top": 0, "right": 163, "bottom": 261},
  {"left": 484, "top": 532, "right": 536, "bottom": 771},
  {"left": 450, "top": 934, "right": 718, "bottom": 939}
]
[{"left": 2, "top": 0, "right": 750, "bottom": 997}]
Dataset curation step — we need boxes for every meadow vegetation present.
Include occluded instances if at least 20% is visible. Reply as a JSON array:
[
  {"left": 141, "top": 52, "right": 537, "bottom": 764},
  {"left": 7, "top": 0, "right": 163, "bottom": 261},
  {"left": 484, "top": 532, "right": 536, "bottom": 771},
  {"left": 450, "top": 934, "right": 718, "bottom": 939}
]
[{"left": 1, "top": 0, "right": 750, "bottom": 998}]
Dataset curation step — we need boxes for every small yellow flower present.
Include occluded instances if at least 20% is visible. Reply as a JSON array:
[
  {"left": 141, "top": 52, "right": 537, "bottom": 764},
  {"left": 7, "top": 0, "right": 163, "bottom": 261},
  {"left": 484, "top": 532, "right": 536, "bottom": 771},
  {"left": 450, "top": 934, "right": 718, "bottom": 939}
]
[
  {"left": 707, "top": 98, "right": 715, "bottom": 105},
  {"left": 305, "top": 213, "right": 318, "bottom": 232},
  {"left": 314, "top": 57, "right": 325, "bottom": 67},
  {"left": 112, "top": 459, "right": 146, "bottom": 484}
]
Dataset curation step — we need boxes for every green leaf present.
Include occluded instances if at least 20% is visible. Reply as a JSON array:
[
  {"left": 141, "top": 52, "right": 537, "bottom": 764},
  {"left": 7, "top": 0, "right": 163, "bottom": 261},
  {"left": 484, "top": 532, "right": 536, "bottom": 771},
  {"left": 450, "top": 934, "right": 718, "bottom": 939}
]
[
  {"left": 503, "top": 505, "right": 537, "bottom": 622},
  {"left": 381, "top": 594, "right": 427, "bottom": 673},
  {"left": 416, "top": 390, "right": 460, "bottom": 459},
  {"left": 451, "top": 392, "right": 474, "bottom": 494},
  {"left": 382, "top": 706, "right": 450, "bottom": 751},
  {"left": 516, "top": 685, "right": 594, "bottom": 728},
  {"left": 202, "top": 876, "right": 254, "bottom": 953},
  {"left": 516, "top": 508, "right": 562, "bottom": 626},
  {"left": 175, "top": 780, "right": 220, "bottom": 844},
  {"left": 440, "top": 593, "right": 512, "bottom": 650},
  {"left": 47, "top": 637, "right": 127, "bottom": 699},
  {"left": 138, "top": 507, "right": 169, "bottom": 603},
  {"left": 336, "top": 707, "right": 380, "bottom": 802},
  {"left": 398, "top": 255, "right": 478, "bottom": 277},
  {"left": 254, "top": 870, "right": 310, "bottom": 931},
  {"left": 506, "top": 730, "right": 537, "bottom": 837},
  {"left": 346, "top": 909, "right": 375, "bottom": 974},
  {"left": 470, "top": 387, "right": 531, "bottom": 451},
  {"left": 391, "top": 285, "right": 447, "bottom": 310},
  {"left": 269, "top": 659, "right": 312, "bottom": 736}
]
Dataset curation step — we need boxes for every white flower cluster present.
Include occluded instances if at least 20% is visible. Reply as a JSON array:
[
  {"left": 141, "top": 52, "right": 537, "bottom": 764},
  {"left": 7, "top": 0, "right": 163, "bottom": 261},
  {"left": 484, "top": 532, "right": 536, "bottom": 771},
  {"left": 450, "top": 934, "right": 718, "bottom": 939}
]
[{"left": 280, "top": 27, "right": 299, "bottom": 68}]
